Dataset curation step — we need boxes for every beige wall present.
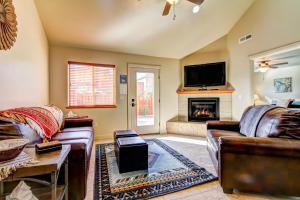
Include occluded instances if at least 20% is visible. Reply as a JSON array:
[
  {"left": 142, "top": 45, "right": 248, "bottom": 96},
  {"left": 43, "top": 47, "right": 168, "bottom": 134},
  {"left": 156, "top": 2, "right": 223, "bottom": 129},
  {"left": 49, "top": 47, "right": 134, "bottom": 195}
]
[
  {"left": 0, "top": 0, "right": 49, "bottom": 109},
  {"left": 49, "top": 46, "right": 180, "bottom": 139},
  {"left": 181, "top": 51, "right": 228, "bottom": 67},
  {"left": 227, "top": 0, "right": 300, "bottom": 119},
  {"left": 180, "top": 36, "right": 228, "bottom": 78}
]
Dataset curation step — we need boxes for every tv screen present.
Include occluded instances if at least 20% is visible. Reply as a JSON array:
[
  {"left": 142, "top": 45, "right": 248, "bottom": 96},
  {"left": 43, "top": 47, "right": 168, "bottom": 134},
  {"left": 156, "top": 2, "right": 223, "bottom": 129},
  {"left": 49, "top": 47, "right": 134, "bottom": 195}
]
[{"left": 184, "top": 62, "right": 226, "bottom": 87}]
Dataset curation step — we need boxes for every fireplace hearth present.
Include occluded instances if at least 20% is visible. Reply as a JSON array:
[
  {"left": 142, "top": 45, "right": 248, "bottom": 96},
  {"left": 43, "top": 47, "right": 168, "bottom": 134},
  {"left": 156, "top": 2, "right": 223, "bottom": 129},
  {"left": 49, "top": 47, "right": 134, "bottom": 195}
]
[{"left": 188, "top": 98, "right": 220, "bottom": 122}]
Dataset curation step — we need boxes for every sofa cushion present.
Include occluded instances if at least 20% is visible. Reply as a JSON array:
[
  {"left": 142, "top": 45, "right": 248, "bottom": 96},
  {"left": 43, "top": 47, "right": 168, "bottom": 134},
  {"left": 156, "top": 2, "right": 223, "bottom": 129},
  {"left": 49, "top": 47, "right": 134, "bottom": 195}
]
[
  {"left": 284, "top": 110, "right": 300, "bottom": 139},
  {"left": 206, "top": 121, "right": 240, "bottom": 132},
  {"left": 239, "top": 105, "right": 281, "bottom": 137},
  {"left": 208, "top": 129, "right": 243, "bottom": 138},
  {"left": 256, "top": 109, "right": 300, "bottom": 138},
  {"left": 207, "top": 130, "right": 242, "bottom": 149},
  {"left": 207, "top": 132, "right": 219, "bottom": 158},
  {"left": 63, "top": 118, "right": 93, "bottom": 128},
  {"left": 52, "top": 130, "right": 93, "bottom": 141},
  {"left": 60, "top": 126, "right": 93, "bottom": 133},
  {"left": 207, "top": 129, "right": 242, "bottom": 159}
]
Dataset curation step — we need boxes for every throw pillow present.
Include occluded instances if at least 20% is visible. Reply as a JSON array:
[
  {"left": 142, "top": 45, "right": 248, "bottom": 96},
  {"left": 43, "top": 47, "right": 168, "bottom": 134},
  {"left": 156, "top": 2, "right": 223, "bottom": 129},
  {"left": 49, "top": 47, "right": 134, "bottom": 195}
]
[{"left": 43, "top": 105, "right": 64, "bottom": 130}]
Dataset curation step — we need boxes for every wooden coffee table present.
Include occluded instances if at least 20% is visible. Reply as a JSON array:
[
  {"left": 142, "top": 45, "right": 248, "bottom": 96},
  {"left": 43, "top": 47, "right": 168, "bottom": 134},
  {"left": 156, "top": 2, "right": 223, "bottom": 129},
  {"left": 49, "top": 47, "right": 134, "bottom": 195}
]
[{"left": 0, "top": 145, "right": 71, "bottom": 200}]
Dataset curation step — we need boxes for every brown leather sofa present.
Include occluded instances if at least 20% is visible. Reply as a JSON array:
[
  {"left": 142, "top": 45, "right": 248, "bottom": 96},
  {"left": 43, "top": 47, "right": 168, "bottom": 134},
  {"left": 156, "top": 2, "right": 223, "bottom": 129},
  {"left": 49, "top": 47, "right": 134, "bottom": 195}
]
[
  {"left": 0, "top": 117, "right": 94, "bottom": 200},
  {"left": 207, "top": 105, "right": 300, "bottom": 196}
]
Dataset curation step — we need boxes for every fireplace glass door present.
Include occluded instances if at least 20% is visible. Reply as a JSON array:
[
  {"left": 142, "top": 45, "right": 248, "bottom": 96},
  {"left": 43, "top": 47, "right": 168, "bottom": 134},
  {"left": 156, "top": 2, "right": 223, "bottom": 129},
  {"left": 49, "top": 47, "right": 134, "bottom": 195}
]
[{"left": 188, "top": 98, "right": 220, "bottom": 121}]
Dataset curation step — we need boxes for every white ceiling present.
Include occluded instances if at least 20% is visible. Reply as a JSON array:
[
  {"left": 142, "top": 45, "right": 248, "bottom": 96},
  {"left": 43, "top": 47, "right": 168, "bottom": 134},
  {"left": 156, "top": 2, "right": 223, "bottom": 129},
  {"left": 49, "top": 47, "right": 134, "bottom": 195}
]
[{"left": 35, "top": 0, "right": 254, "bottom": 59}]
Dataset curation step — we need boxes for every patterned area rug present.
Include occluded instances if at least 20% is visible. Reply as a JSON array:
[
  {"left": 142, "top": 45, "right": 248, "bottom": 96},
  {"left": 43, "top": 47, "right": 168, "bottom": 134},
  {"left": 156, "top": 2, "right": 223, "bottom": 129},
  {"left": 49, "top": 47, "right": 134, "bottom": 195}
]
[{"left": 94, "top": 139, "right": 217, "bottom": 200}]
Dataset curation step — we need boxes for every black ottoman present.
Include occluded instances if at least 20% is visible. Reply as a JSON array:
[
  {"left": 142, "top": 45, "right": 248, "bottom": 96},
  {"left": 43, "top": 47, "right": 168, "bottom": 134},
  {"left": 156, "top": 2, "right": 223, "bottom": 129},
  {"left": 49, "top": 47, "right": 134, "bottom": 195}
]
[
  {"left": 115, "top": 136, "right": 148, "bottom": 173},
  {"left": 114, "top": 130, "right": 139, "bottom": 143}
]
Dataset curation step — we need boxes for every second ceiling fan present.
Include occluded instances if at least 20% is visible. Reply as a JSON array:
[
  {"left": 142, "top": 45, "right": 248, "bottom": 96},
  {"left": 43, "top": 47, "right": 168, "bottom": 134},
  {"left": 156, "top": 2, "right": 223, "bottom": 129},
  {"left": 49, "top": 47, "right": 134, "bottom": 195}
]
[
  {"left": 257, "top": 60, "right": 289, "bottom": 69},
  {"left": 163, "top": 0, "right": 204, "bottom": 19}
]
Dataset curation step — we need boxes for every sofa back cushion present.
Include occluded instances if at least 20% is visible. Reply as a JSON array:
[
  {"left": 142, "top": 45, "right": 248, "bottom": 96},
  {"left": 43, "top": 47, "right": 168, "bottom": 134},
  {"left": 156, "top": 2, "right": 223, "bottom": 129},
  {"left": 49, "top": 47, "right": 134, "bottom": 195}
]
[
  {"left": 239, "top": 105, "right": 280, "bottom": 137},
  {"left": 256, "top": 109, "right": 300, "bottom": 138},
  {"left": 43, "top": 105, "right": 64, "bottom": 130}
]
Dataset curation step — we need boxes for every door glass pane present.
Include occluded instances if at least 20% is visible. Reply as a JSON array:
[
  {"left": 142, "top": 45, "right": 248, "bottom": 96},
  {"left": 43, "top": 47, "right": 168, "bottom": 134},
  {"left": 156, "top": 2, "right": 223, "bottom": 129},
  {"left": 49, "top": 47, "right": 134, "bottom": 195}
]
[{"left": 136, "top": 72, "right": 155, "bottom": 126}]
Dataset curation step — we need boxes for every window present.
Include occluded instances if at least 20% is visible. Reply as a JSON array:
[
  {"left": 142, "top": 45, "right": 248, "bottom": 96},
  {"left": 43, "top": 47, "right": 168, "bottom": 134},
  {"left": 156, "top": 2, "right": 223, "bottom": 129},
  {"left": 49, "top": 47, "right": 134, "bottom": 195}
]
[{"left": 67, "top": 61, "right": 116, "bottom": 108}]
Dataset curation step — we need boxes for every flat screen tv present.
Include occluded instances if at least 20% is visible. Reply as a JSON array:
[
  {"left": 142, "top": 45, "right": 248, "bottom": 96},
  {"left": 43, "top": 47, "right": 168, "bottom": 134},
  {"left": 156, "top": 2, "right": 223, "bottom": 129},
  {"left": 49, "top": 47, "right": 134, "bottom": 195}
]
[{"left": 184, "top": 62, "right": 226, "bottom": 87}]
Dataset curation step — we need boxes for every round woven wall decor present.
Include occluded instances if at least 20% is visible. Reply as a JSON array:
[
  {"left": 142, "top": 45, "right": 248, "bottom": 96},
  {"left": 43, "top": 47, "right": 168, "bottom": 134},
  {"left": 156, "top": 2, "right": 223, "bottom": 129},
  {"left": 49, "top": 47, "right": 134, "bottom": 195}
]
[{"left": 0, "top": 0, "right": 17, "bottom": 50}]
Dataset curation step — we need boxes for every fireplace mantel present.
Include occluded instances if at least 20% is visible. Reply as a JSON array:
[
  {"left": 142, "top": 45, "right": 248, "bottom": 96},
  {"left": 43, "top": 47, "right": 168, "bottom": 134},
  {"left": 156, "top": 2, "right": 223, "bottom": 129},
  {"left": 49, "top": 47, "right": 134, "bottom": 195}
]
[{"left": 177, "top": 89, "right": 234, "bottom": 94}]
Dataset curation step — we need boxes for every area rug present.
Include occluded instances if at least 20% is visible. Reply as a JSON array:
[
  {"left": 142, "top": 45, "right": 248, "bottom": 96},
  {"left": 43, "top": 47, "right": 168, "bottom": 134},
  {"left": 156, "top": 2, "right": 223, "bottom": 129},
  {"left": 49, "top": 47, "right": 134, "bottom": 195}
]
[{"left": 94, "top": 139, "right": 217, "bottom": 200}]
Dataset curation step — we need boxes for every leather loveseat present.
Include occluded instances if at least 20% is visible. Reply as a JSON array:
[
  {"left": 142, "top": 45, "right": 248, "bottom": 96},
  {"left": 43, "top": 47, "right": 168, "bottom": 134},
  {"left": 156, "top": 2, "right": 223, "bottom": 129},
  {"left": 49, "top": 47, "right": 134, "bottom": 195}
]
[
  {"left": 0, "top": 117, "right": 94, "bottom": 200},
  {"left": 207, "top": 105, "right": 300, "bottom": 196}
]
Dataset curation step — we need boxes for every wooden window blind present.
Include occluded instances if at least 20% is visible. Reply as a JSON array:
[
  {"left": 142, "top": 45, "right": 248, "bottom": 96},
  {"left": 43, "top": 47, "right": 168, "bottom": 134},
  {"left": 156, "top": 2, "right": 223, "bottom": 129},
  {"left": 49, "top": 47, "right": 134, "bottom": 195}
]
[{"left": 67, "top": 61, "right": 116, "bottom": 108}]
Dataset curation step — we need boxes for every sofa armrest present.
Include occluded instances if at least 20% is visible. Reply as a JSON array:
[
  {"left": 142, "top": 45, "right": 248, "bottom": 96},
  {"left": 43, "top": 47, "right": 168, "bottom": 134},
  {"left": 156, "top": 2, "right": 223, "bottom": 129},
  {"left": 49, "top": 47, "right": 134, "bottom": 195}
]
[
  {"left": 64, "top": 118, "right": 93, "bottom": 128},
  {"left": 218, "top": 136, "right": 300, "bottom": 195},
  {"left": 206, "top": 121, "right": 240, "bottom": 132},
  {"left": 219, "top": 136, "right": 300, "bottom": 158}
]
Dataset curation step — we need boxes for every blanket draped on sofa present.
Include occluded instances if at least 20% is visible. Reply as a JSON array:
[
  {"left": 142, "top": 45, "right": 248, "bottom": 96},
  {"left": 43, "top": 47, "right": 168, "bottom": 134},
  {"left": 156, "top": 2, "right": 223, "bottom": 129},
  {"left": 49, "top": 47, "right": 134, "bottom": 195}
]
[{"left": 0, "top": 106, "right": 63, "bottom": 139}]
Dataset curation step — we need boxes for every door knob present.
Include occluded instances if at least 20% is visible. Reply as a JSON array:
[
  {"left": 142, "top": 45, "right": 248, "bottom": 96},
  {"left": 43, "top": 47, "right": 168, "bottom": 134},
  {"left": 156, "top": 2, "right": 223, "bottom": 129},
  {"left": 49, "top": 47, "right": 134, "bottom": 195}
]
[{"left": 131, "top": 103, "right": 136, "bottom": 107}]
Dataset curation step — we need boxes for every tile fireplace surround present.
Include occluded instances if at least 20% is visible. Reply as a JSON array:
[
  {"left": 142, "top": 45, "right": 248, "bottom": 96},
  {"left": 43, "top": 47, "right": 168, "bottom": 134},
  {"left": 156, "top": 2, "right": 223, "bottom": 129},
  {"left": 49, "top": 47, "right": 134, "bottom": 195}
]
[{"left": 166, "top": 89, "right": 233, "bottom": 137}]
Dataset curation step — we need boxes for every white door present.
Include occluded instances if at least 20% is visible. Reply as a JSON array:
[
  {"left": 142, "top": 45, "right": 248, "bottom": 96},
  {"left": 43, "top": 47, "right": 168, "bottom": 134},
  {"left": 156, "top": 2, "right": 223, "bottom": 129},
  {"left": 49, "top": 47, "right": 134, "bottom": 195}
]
[{"left": 128, "top": 64, "right": 160, "bottom": 134}]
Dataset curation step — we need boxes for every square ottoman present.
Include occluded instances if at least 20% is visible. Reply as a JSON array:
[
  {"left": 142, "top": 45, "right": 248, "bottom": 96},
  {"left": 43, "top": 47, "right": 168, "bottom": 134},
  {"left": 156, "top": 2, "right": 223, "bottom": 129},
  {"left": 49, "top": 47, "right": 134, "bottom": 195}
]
[
  {"left": 114, "top": 130, "right": 139, "bottom": 142},
  {"left": 115, "top": 136, "right": 148, "bottom": 173}
]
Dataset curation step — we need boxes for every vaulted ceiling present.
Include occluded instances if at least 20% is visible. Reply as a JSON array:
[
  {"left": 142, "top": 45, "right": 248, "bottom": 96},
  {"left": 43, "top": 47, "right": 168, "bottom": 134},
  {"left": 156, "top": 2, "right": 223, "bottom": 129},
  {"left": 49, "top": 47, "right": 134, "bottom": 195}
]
[{"left": 35, "top": 0, "right": 254, "bottom": 59}]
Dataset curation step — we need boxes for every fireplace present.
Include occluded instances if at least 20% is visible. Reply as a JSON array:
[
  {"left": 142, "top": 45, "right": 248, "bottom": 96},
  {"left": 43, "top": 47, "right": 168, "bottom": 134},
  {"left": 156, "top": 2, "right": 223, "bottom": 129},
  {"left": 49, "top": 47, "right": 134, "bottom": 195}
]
[{"left": 188, "top": 98, "right": 220, "bottom": 121}]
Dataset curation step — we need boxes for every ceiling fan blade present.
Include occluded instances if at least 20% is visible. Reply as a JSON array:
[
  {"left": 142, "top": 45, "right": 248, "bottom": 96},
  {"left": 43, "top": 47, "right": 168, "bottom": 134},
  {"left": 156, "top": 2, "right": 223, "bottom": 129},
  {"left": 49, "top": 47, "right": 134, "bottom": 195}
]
[
  {"left": 258, "top": 61, "right": 288, "bottom": 68},
  {"left": 186, "top": 0, "right": 205, "bottom": 5},
  {"left": 271, "top": 62, "right": 289, "bottom": 66},
  {"left": 162, "top": 2, "right": 172, "bottom": 16}
]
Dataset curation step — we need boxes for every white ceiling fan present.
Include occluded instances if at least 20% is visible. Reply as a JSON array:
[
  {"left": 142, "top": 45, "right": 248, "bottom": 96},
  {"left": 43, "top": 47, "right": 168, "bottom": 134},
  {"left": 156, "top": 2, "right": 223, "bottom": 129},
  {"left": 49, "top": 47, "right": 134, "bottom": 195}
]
[
  {"left": 138, "top": 0, "right": 204, "bottom": 20},
  {"left": 256, "top": 54, "right": 300, "bottom": 70},
  {"left": 163, "top": 0, "right": 204, "bottom": 20},
  {"left": 255, "top": 60, "right": 289, "bottom": 72},
  {"left": 258, "top": 60, "right": 289, "bottom": 69}
]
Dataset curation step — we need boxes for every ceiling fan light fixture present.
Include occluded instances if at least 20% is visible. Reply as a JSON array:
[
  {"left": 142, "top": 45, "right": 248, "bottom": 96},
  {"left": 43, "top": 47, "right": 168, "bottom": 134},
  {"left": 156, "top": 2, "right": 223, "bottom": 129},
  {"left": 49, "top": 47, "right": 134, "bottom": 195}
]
[
  {"left": 259, "top": 61, "right": 270, "bottom": 67},
  {"left": 192, "top": 5, "right": 200, "bottom": 13},
  {"left": 258, "top": 67, "right": 269, "bottom": 73}
]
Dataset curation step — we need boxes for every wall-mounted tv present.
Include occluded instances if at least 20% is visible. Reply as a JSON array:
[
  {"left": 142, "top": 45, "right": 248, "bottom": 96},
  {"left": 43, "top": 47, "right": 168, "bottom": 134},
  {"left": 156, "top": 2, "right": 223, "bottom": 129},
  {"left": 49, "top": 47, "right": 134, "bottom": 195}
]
[{"left": 184, "top": 62, "right": 226, "bottom": 87}]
